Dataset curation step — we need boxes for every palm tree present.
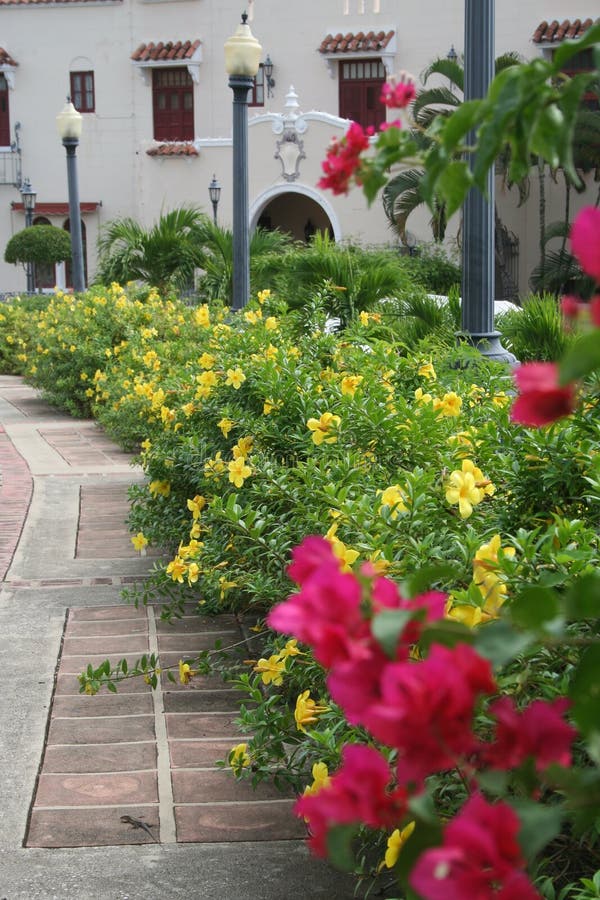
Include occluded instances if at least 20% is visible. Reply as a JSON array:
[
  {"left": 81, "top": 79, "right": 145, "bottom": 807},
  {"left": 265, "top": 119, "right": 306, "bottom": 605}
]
[
  {"left": 95, "top": 207, "right": 208, "bottom": 294},
  {"left": 383, "top": 53, "right": 522, "bottom": 249},
  {"left": 193, "top": 220, "right": 294, "bottom": 303}
]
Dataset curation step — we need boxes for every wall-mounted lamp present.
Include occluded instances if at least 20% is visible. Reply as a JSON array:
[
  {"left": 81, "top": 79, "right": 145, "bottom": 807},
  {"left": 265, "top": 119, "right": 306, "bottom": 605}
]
[
  {"left": 447, "top": 45, "right": 458, "bottom": 63},
  {"left": 208, "top": 174, "right": 221, "bottom": 226},
  {"left": 263, "top": 54, "right": 275, "bottom": 98}
]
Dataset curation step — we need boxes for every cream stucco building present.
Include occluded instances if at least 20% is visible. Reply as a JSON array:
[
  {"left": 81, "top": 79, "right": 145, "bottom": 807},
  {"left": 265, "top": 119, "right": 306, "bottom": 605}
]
[{"left": 0, "top": 0, "right": 597, "bottom": 295}]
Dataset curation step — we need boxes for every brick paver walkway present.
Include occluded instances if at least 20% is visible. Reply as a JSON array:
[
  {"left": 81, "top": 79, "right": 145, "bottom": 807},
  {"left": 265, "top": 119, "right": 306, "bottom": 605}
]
[
  {"left": 27, "top": 605, "right": 300, "bottom": 848},
  {"left": 0, "top": 377, "right": 303, "bottom": 851}
]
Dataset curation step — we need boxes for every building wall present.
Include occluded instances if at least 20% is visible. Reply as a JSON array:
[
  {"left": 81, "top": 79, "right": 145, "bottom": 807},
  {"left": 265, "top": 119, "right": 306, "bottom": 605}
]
[{"left": 0, "top": 0, "right": 597, "bottom": 293}]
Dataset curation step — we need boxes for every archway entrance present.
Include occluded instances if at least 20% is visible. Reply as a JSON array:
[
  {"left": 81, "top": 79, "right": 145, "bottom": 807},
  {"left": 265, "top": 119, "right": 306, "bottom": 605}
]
[{"left": 254, "top": 191, "right": 335, "bottom": 243}]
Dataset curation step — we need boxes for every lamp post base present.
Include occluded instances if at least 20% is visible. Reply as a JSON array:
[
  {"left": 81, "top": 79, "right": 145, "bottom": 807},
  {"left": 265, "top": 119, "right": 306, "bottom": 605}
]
[{"left": 457, "top": 330, "right": 517, "bottom": 365}]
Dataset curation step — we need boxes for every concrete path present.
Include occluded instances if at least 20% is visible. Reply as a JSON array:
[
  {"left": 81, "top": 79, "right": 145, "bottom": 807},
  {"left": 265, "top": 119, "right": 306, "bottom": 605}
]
[{"left": 0, "top": 375, "right": 355, "bottom": 899}]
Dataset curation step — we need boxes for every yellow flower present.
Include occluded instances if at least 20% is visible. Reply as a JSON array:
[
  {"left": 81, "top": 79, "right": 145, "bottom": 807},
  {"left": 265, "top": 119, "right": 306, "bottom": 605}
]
[
  {"left": 167, "top": 556, "right": 187, "bottom": 583},
  {"left": 434, "top": 391, "right": 462, "bottom": 417},
  {"left": 187, "top": 495, "right": 206, "bottom": 520},
  {"left": 326, "top": 524, "right": 359, "bottom": 571},
  {"left": 235, "top": 436, "right": 253, "bottom": 457},
  {"left": 263, "top": 398, "right": 281, "bottom": 415},
  {"left": 418, "top": 361, "right": 436, "bottom": 381},
  {"left": 383, "top": 822, "right": 416, "bottom": 869},
  {"left": 253, "top": 654, "right": 286, "bottom": 685},
  {"left": 229, "top": 743, "right": 250, "bottom": 768},
  {"left": 195, "top": 304, "right": 211, "bottom": 327},
  {"left": 149, "top": 479, "right": 171, "bottom": 498},
  {"left": 204, "top": 451, "right": 226, "bottom": 479},
  {"left": 294, "top": 690, "right": 330, "bottom": 732},
  {"left": 445, "top": 467, "right": 483, "bottom": 519},
  {"left": 340, "top": 374, "right": 363, "bottom": 397},
  {"left": 473, "top": 534, "right": 515, "bottom": 615},
  {"left": 359, "top": 310, "right": 370, "bottom": 325},
  {"left": 197, "top": 370, "right": 218, "bottom": 389},
  {"left": 218, "top": 417, "right": 235, "bottom": 438},
  {"left": 461, "top": 458, "right": 495, "bottom": 496},
  {"left": 378, "top": 485, "right": 408, "bottom": 519},
  {"left": 198, "top": 352, "right": 216, "bottom": 369},
  {"left": 179, "top": 659, "right": 198, "bottom": 684},
  {"left": 182, "top": 402, "right": 195, "bottom": 418},
  {"left": 225, "top": 368, "right": 246, "bottom": 389},
  {"left": 160, "top": 405, "right": 176, "bottom": 425},
  {"left": 279, "top": 639, "right": 302, "bottom": 659},
  {"left": 307, "top": 412, "right": 341, "bottom": 446},
  {"left": 303, "top": 762, "right": 330, "bottom": 798},
  {"left": 492, "top": 392, "right": 510, "bottom": 407},
  {"left": 228, "top": 456, "right": 252, "bottom": 488},
  {"left": 141, "top": 438, "right": 152, "bottom": 452},
  {"left": 446, "top": 602, "right": 484, "bottom": 628},
  {"left": 414, "top": 387, "right": 433, "bottom": 405},
  {"left": 265, "top": 316, "right": 278, "bottom": 331},
  {"left": 219, "top": 576, "right": 237, "bottom": 600},
  {"left": 257, "top": 289, "right": 271, "bottom": 304},
  {"left": 131, "top": 532, "right": 148, "bottom": 553},
  {"left": 244, "top": 309, "right": 261, "bottom": 325},
  {"left": 187, "top": 562, "right": 200, "bottom": 585}
]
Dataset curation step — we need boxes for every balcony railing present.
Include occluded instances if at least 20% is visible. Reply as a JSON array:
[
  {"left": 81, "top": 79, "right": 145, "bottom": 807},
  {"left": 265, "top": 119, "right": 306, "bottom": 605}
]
[{"left": 0, "top": 122, "right": 22, "bottom": 187}]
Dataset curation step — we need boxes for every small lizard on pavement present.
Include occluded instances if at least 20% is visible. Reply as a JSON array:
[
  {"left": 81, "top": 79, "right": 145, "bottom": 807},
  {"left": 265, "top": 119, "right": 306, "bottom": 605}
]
[{"left": 120, "top": 814, "right": 163, "bottom": 847}]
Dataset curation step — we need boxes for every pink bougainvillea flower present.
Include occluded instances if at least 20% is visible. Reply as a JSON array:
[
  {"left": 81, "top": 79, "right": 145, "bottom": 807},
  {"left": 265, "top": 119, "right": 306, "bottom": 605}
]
[
  {"left": 318, "top": 121, "right": 371, "bottom": 195},
  {"left": 570, "top": 206, "right": 600, "bottom": 282},
  {"left": 560, "top": 294, "right": 586, "bottom": 320},
  {"left": 294, "top": 744, "right": 408, "bottom": 857},
  {"left": 268, "top": 564, "right": 372, "bottom": 668},
  {"left": 510, "top": 362, "right": 576, "bottom": 427},
  {"left": 410, "top": 794, "right": 540, "bottom": 900},
  {"left": 482, "top": 697, "right": 577, "bottom": 773},
  {"left": 381, "top": 77, "right": 416, "bottom": 109},
  {"left": 590, "top": 296, "right": 600, "bottom": 328},
  {"left": 361, "top": 643, "right": 496, "bottom": 784},
  {"left": 287, "top": 535, "right": 339, "bottom": 586}
]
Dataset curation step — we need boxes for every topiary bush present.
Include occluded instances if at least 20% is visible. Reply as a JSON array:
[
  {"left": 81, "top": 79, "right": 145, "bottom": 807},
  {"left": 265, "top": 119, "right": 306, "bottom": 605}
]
[{"left": 4, "top": 225, "right": 71, "bottom": 266}]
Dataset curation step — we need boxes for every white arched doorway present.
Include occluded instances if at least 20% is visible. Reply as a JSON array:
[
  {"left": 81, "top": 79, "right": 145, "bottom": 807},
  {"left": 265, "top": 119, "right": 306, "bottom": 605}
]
[{"left": 250, "top": 184, "right": 342, "bottom": 243}]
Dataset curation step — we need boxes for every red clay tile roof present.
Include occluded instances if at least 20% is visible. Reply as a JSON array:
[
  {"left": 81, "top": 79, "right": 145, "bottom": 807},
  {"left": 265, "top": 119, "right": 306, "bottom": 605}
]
[
  {"left": 146, "top": 143, "right": 198, "bottom": 157},
  {"left": 533, "top": 18, "right": 597, "bottom": 43},
  {"left": 0, "top": 48, "right": 17, "bottom": 66},
  {"left": 319, "top": 30, "right": 395, "bottom": 54},
  {"left": 131, "top": 41, "right": 201, "bottom": 63},
  {"left": 11, "top": 202, "right": 100, "bottom": 214}
]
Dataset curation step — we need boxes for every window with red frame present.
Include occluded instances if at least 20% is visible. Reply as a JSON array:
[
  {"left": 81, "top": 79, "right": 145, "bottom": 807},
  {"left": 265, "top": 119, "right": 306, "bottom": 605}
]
[
  {"left": 561, "top": 48, "right": 599, "bottom": 111},
  {"left": 70, "top": 72, "right": 95, "bottom": 113},
  {"left": 152, "top": 68, "right": 194, "bottom": 142},
  {"left": 0, "top": 74, "right": 10, "bottom": 146},
  {"left": 249, "top": 64, "right": 265, "bottom": 107},
  {"left": 339, "top": 58, "right": 386, "bottom": 130}
]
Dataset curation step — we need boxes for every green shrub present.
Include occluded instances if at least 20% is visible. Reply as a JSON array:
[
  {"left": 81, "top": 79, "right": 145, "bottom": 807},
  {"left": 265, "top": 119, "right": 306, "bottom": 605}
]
[
  {"left": 4, "top": 225, "right": 71, "bottom": 266},
  {"left": 497, "top": 292, "right": 575, "bottom": 362}
]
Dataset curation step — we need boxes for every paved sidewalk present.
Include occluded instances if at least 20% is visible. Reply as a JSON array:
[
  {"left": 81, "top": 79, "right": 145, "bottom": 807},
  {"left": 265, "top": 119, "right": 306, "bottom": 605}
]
[{"left": 0, "top": 376, "right": 355, "bottom": 899}]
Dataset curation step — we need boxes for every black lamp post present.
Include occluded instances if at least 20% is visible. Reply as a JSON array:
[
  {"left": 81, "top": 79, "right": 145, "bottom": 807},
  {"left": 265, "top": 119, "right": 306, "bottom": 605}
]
[
  {"left": 208, "top": 175, "right": 221, "bottom": 226},
  {"left": 56, "top": 99, "right": 85, "bottom": 293},
  {"left": 263, "top": 54, "right": 275, "bottom": 99},
  {"left": 461, "top": 0, "right": 515, "bottom": 363},
  {"left": 224, "top": 13, "right": 262, "bottom": 311},
  {"left": 20, "top": 177, "right": 36, "bottom": 293}
]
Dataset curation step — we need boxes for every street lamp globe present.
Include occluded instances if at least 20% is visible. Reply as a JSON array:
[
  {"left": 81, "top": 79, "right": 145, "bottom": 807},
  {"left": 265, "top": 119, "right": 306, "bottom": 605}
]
[
  {"left": 224, "top": 13, "right": 262, "bottom": 77},
  {"left": 20, "top": 178, "right": 37, "bottom": 218},
  {"left": 56, "top": 100, "right": 83, "bottom": 142}
]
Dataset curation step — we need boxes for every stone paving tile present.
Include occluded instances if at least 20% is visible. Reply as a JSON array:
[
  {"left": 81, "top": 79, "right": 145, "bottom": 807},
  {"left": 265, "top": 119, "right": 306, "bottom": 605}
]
[
  {"left": 43, "top": 742, "right": 157, "bottom": 774},
  {"left": 160, "top": 672, "right": 239, "bottom": 691},
  {"left": 47, "top": 715, "right": 156, "bottom": 746},
  {"left": 55, "top": 673, "right": 152, "bottom": 695},
  {"left": 27, "top": 806, "right": 161, "bottom": 848},
  {"left": 52, "top": 693, "right": 154, "bottom": 717},
  {"left": 165, "top": 713, "right": 239, "bottom": 740},
  {"left": 69, "top": 606, "right": 149, "bottom": 621},
  {"left": 62, "top": 635, "right": 150, "bottom": 655},
  {"left": 171, "top": 770, "right": 291, "bottom": 803},
  {"left": 174, "top": 801, "right": 304, "bottom": 842},
  {"left": 68, "top": 618, "right": 148, "bottom": 636},
  {"left": 163, "top": 691, "right": 239, "bottom": 713},
  {"left": 157, "top": 632, "right": 239, "bottom": 653},
  {"left": 35, "top": 771, "right": 158, "bottom": 807},
  {"left": 0, "top": 426, "right": 33, "bottom": 581},
  {"left": 169, "top": 741, "right": 241, "bottom": 768},
  {"left": 155, "top": 614, "right": 239, "bottom": 633}
]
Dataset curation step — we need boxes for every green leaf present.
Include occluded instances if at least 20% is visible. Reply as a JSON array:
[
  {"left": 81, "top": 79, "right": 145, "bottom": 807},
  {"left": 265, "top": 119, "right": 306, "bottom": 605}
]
[
  {"left": 107, "top": 682, "right": 117, "bottom": 693},
  {"left": 420, "top": 619, "right": 474, "bottom": 652},
  {"left": 371, "top": 609, "right": 413, "bottom": 659},
  {"left": 435, "top": 160, "right": 473, "bottom": 219},
  {"left": 440, "top": 99, "right": 483, "bottom": 150},
  {"left": 510, "top": 585, "right": 561, "bottom": 629},
  {"left": 404, "top": 563, "right": 458, "bottom": 597},
  {"left": 559, "top": 333, "right": 600, "bottom": 384},
  {"left": 326, "top": 824, "right": 358, "bottom": 872},
  {"left": 473, "top": 620, "right": 533, "bottom": 668},
  {"left": 511, "top": 798, "right": 563, "bottom": 860},
  {"left": 530, "top": 105, "right": 565, "bottom": 169},
  {"left": 476, "top": 769, "right": 509, "bottom": 796},
  {"left": 552, "top": 21, "right": 600, "bottom": 69},
  {"left": 569, "top": 644, "right": 600, "bottom": 736},
  {"left": 565, "top": 574, "right": 600, "bottom": 620}
]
